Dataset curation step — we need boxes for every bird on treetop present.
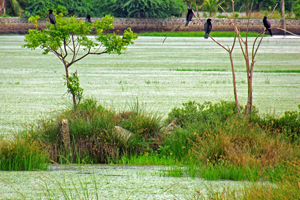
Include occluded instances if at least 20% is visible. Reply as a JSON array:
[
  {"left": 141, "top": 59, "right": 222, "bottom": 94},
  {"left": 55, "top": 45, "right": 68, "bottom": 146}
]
[
  {"left": 48, "top": 9, "right": 57, "bottom": 30},
  {"left": 86, "top": 14, "right": 92, "bottom": 23}
]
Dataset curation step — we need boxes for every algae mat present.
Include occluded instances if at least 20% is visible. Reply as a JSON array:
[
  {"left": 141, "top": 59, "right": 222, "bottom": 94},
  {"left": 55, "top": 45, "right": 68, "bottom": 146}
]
[
  {"left": 0, "top": 36, "right": 300, "bottom": 136},
  {"left": 0, "top": 165, "right": 263, "bottom": 199}
]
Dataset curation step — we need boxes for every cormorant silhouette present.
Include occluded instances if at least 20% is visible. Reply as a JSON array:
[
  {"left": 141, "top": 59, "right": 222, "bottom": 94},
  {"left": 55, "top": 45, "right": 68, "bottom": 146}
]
[
  {"left": 185, "top": 8, "right": 193, "bottom": 26},
  {"left": 86, "top": 14, "right": 92, "bottom": 23},
  {"left": 204, "top": 19, "right": 212, "bottom": 39},
  {"left": 263, "top": 16, "right": 272, "bottom": 36},
  {"left": 48, "top": 9, "right": 57, "bottom": 30}
]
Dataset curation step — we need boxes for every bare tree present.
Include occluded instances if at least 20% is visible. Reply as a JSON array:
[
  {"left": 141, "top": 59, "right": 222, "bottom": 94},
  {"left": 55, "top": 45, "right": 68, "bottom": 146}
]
[
  {"left": 192, "top": 10, "right": 240, "bottom": 113},
  {"left": 193, "top": 0, "right": 266, "bottom": 115},
  {"left": 219, "top": 0, "right": 266, "bottom": 115}
]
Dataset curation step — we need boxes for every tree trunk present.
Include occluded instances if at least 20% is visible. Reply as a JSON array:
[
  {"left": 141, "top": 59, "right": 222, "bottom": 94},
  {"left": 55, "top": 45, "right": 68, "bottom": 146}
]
[
  {"left": 281, "top": 0, "right": 286, "bottom": 35},
  {"left": 229, "top": 52, "right": 240, "bottom": 113},
  {"left": 244, "top": 43, "right": 252, "bottom": 116},
  {"left": 0, "top": 0, "right": 5, "bottom": 15},
  {"left": 245, "top": 0, "right": 249, "bottom": 16},
  {"left": 65, "top": 65, "right": 77, "bottom": 109},
  {"left": 195, "top": 4, "right": 199, "bottom": 18}
]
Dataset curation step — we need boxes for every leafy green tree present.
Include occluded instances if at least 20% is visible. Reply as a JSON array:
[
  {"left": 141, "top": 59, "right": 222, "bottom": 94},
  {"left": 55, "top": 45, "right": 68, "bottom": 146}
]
[
  {"left": 20, "top": 0, "right": 185, "bottom": 18},
  {"left": 293, "top": 0, "right": 300, "bottom": 18},
  {"left": 101, "top": 0, "right": 185, "bottom": 18},
  {"left": 1, "top": 0, "right": 22, "bottom": 15},
  {"left": 23, "top": 14, "right": 137, "bottom": 109},
  {"left": 200, "top": 0, "right": 224, "bottom": 16}
]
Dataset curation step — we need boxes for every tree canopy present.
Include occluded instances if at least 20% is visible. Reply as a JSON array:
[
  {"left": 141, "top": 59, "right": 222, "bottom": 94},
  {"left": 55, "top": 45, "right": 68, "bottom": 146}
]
[
  {"left": 1, "top": 0, "right": 299, "bottom": 19},
  {"left": 23, "top": 14, "right": 138, "bottom": 108}
]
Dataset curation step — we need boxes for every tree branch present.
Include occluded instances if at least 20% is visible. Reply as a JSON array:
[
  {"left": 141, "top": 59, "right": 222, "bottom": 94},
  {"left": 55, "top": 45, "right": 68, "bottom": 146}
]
[
  {"left": 192, "top": 10, "right": 202, "bottom": 25},
  {"left": 75, "top": 44, "right": 81, "bottom": 60},
  {"left": 63, "top": 38, "right": 68, "bottom": 59},
  {"left": 269, "top": 3, "right": 278, "bottom": 19},
  {"left": 230, "top": 31, "right": 237, "bottom": 53},
  {"left": 67, "top": 44, "right": 74, "bottom": 53},
  {"left": 89, "top": 50, "right": 107, "bottom": 55},
  {"left": 162, "top": 23, "right": 185, "bottom": 44},
  {"left": 246, "top": 1, "right": 254, "bottom": 41},
  {"left": 70, "top": 34, "right": 77, "bottom": 66},
  {"left": 94, "top": 44, "right": 103, "bottom": 53},
  {"left": 272, "top": 27, "right": 299, "bottom": 36},
  {"left": 209, "top": 36, "right": 230, "bottom": 52},
  {"left": 51, "top": 49, "right": 68, "bottom": 66},
  {"left": 218, "top": 2, "right": 245, "bottom": 45},
  {"left": 252, "top": 30, "right": 265, "bottom": 60},
  {"left": 70, "top": 50, "right": 91, "bottom": 65}
]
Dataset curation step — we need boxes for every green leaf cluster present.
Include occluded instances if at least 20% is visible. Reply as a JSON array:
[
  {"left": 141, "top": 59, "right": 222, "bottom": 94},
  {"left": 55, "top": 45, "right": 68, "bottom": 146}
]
[
  {"left": 23, "top": 14, "right": 137, "bottom": 56},
  {"left": 293, "top": 0, "right": 300, "bottom": 19},
  {"left": 65, "top": 71, "right": 84, "bottom": 105}
]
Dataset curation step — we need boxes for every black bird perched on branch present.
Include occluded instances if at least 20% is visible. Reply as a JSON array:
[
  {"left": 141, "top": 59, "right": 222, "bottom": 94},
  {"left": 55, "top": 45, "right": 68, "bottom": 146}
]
[
  {"left": 204, "top": 19, "right": 212, "bottom": 39},
  {"left": 86, "top": 14, "right": 92, "bottom": 23},
  {"left": 263, "top": 16, "right": 272, "bottom": 36},
  {"left": 48, "top": 9, "right": 57, "bottom": 30},
  {"left": 185, "top": 8, "right": 193, "bottom": 26}
]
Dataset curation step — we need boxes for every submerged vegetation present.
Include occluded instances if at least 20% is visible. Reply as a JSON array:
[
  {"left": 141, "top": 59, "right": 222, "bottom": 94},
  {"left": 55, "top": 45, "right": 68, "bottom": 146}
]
[{"left": 0, "top": 99, "right": 299, "bottom": 198}]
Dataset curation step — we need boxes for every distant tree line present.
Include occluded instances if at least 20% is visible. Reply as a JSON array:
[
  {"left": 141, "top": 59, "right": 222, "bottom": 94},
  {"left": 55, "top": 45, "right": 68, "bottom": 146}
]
[
  {"left": 1, "top": 0, "right": 300, "bottom": 18},
  {"left": 1, "top": 0, "right": 185, "bottom": 18}
]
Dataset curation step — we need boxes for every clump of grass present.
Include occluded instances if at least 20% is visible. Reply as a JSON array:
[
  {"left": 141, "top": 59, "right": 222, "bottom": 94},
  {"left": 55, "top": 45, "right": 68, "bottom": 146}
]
[
  {"left": 191, "top": 116, "right": 297, "bottom": 168},
  {"left": 236, "top": 174, "right": 300, "bottom": 200},
  {"left": 118, "top": 152, "right": 176, "bottom": 166},
  {"left": 252, "top": 106, "right": 300, "bottom": 143},
  {"left": 0, "top": 137, "right": 48, "bottom": 171},
  {"left": 24, "top": 98, "right": 163, "bottom": 165},
  {"left": 200, "top": 164, "right": 300, "bottom": 199},
  {"left": 159, "top": 165, "right": 186, "bottom": 177}
]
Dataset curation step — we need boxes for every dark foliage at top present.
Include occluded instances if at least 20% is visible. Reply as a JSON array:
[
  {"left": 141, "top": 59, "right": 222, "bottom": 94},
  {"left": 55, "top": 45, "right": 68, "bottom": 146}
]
[{"left": 19, "top": 0, "right": 185, "bottom": 18}]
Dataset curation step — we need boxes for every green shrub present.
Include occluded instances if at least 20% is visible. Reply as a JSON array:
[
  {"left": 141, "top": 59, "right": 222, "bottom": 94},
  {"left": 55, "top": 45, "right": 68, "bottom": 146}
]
[
  {"left": 163, "top": 128, "right": 195, "bottom": 161},
  {"left": 164, "top": 101, "right": 239, "bottom": 162},
  {"left": 0, "top": 137, "right": 49, "bottom": 171},
  {"left": 251, "top": 105, "right": 300, "bottom": 142},
  {"left": 293, "top": 0, "right": 300, "bottom": 19},
  {"left": 167, "top": 101, "right": 238, "bottom": 128}
]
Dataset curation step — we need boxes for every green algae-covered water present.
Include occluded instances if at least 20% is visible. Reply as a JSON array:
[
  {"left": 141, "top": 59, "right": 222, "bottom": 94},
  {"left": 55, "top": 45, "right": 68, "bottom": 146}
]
[
  {"left": 0, "top": 165, "right": 261, "bottom": 199},
  {"left": 1, "top": 36, "right": 300, "bottom": 137}
]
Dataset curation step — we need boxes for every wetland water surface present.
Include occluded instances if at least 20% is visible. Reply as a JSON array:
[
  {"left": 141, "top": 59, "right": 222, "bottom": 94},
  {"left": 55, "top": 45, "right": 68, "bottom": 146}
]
[
  {"left": 0, "top": 165, "right": 256, "bottom": 199},
  {"left": 1, "top": 36, "right": 300, "bottom": 136}
]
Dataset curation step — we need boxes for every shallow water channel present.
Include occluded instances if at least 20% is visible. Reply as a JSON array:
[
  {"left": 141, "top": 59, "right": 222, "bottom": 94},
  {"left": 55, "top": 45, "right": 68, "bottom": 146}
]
[{"left": 0, "top": 164, "right": 264, "bottom": 199}]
